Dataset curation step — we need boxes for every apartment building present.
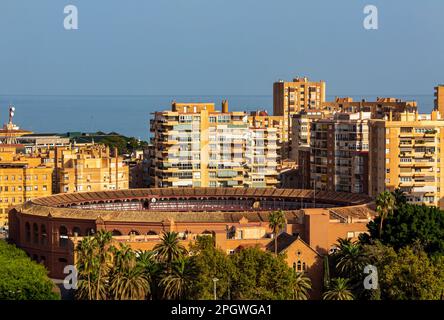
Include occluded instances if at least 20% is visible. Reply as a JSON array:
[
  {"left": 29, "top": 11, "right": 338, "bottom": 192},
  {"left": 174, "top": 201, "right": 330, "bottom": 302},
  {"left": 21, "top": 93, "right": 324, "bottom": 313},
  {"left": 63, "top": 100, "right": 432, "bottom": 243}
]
[
  {"left": 0, "top": 146, "right": 52, "bottom": 226},
  {"left": 36, "top": 144, "right": 129, "bottom": 193},
  {"left": 150, "top": 101, "right": 279, "bottom": 188},
  {"left": 273, "top": 77, "right": 326, "bottom": 158},
  {"left": 310, "top": 112, "right": 370, "bottom": 194},
  {"left": 273, "top": 77, "right": 326, "bottom": 116},
  {"left": 369, "top": 110, "right": 444, "bottom": 208},
  {"left": 245, "top": 126, "right": 279, "bottom": 188},
  {"left": 290, "top": 111, "right": 328, "bottom": 165},
  {"left": 435, "top": 85, "right": 444, "bottom": 115},
  {"left": 321, "top": 97, "right": 417, "bottom": 118},
  {"left": 247, "top": 111, "right": 286, "bottom": 162}
]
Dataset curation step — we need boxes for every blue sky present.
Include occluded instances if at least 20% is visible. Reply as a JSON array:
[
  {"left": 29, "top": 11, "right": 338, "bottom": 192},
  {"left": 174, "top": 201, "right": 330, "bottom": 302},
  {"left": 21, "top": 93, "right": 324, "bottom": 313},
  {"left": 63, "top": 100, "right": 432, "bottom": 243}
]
[{"left": 0, "top": 0, "right": 443, "bottom": 96}]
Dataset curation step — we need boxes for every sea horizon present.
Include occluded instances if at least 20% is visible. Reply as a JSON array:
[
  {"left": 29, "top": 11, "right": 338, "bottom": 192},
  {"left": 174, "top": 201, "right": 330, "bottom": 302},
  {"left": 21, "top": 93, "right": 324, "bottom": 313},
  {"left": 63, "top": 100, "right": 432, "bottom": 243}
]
[{"left": 0, "top": 94, "right": 435, "bottom": 141}]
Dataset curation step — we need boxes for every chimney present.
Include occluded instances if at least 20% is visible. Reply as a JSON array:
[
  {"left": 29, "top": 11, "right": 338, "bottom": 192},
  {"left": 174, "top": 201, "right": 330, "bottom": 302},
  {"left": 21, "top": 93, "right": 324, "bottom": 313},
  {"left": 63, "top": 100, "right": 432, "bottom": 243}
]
[{"left": 222, "top": 99, "right": 229, "bottom": 113}]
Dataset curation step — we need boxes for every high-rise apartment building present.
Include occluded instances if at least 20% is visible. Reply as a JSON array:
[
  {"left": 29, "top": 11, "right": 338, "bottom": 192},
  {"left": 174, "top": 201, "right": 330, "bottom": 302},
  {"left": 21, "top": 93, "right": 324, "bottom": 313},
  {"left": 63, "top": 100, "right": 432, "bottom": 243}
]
[
  {"left": 273, "top": 77, "right": 326, "bottom": 158},
  {"left": 290, "top": 111, "right": 327, "bottom": 165},
  {"left": 150, "top": 101, "right": 278, "bottom": 188},
  {"left": 273, "top": 77, "right": 326, "bottom": 116},
  {"left": 245, "top": 126, "right": 279, "bottom": 188},
  {"left": 247, "top": 111, "right": 286, "bottom": 162},
  {"left": 310, "top": 112, "right": 370, "bottom": 194},
  {"left": 369, "top": 110, "right": 444, "bottom": 208},
  {"left": 0, "top": 146, "right": 52, "bottom": 226}
]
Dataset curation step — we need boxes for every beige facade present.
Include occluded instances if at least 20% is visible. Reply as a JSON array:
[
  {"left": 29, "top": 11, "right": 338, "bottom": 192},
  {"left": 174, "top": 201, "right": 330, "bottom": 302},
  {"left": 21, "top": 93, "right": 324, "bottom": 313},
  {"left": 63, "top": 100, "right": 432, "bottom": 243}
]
[
  {"left": 369, "top": 110, "right": 444, "bottom": 208},
  {"left": 0, "top": 146, "right": 52, "bottom": 226},
  {"left": 36, "top": 144, "right": 129, "bottom": 193},
  {"left": 310, "top": 112, "right": 370, "bottom": 194},
  {"left": 247, "top": 111, "right": 287, "bottom": 162},
  {"left": 150, "top": 101, "right": 279, "bottom": 188},
  {"left": 273, "top": 77, "right": 326, "bottom": 158}
]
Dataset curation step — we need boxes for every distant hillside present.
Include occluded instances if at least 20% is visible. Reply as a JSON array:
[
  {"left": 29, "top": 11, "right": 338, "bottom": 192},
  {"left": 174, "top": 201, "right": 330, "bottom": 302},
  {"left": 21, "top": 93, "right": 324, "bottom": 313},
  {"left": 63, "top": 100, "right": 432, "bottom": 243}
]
[{"left": 70, "top": 132, "right": 149, "bottom": 155}]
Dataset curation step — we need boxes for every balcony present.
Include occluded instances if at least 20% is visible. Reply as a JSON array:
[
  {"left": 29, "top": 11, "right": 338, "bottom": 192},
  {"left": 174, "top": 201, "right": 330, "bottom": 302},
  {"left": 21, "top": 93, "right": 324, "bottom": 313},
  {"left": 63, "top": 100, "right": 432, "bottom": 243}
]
[{"left": 411, "top": 186, "right": 437, "bottom": 193}]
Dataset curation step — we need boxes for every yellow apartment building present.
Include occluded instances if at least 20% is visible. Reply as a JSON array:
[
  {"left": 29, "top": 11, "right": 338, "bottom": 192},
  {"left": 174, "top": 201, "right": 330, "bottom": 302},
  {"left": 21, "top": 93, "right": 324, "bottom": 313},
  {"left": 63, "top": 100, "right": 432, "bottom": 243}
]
[
  {"left": 247, "top": 111, "right": 287, "bottom": 162},
  {"left": 369, "top": 110, "right": 444, "bottom": 208},
  {"left": 36, "top": 144, "right": 129, "bottom": 193},
  {"left": 0, "top": 146, "right": 52, "bottom": 226},
  {"left": 309, "top": 112, "right": 371, "bottom": 194},
  {"left": 150, "top": 101, "right": 279, "bottom": 188},
  {"left": 273, "top": 77, "right": 326, "bottom": 158}
]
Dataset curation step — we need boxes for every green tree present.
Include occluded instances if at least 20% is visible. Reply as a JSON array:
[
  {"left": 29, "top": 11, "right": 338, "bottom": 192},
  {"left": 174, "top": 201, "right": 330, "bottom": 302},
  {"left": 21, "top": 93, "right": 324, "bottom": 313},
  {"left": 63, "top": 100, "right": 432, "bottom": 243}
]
[
  {"left": 75, "top": 231, "right": 113, "bottom": 300},
  {"left": 76, "top": 237, "right": 99, "bottom": 300},
  {"left": 188, "top": 238, "right": 235, "bottom": 300},
  {"left": 108, "top": 244, "right": 149, "bottom": 300},
  {"left": 392, "top": 188, "right": 407, "bottom": 206},
  {"left": 362, "top": 243, "right": 444, "bottom": 300},
  {"left": 94, "top": 230, "right": 113, "bottom": 300},
  {"left": 268, "top": 210, "right": 286, "bottom": 255},
  {"left": 292, "top": 272, "right": 312, "bottom": 300},
  {"left": 332, "top": 238, "right": 368, "bottom": 295},
  {"left": 322, "top": 278, "right": 354, "bottom": 300},
  {"left": 375, "top": 191, "right": 396, "bottom": 237},
  {"left": 136, "top": 250, "right": 162, "bottom": 300},
  {"left": 160, "top": 257, "right": 196, "bottom": 300},
  {"left": 361, "top": 203, "right": 444, "bottom": 256},
  {"left": 153, "top": 232, "right": 187, "bottom": 270},
  {"left": 229, "top": 247, "right": 295, "bottom": 300},
  {"left": 0, "top": 240, "right": 59, "bottom": 300}
]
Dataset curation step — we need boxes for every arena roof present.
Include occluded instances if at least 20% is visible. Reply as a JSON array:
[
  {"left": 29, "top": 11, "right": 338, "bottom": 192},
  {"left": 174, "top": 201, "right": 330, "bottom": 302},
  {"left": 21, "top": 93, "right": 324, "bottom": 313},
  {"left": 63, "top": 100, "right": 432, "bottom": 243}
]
[
  {"left": 16, "top": 188, "right": 375, "bottom": 223},
  {"left": 30, "top": 188, "right": 373, "bottom": 207}
]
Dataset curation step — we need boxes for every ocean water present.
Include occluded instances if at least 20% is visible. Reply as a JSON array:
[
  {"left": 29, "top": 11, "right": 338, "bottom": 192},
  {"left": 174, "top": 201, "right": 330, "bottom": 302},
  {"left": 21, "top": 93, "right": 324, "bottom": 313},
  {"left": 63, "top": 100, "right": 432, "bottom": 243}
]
[{"left": 0, "top": 94, "right": 435, "bottom": 141}]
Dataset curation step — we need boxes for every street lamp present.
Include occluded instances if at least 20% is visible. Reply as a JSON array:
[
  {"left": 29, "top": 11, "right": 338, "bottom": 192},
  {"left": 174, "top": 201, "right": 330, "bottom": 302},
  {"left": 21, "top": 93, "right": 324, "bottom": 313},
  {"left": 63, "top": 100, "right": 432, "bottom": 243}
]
[{"left": 212, "top": 277, "right": 219, "bottom": 300}]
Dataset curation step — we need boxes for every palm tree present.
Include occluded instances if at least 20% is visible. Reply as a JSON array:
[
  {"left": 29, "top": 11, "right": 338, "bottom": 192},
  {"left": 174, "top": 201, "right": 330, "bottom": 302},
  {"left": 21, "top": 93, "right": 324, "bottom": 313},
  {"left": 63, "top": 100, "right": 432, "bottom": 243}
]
[
  {"left": 333, "top": 238, "right": 367, "bottom": 279},
  {"left": 160, "top": 257, "right": 196, "bottom": 299},
  {"left": 292, "top": 272, "right": 312, "bottom": 300},
  {"left": 392, "top": 188, "right": 407, "bottom": 206},
  {"left": 153, "top": 232, "right": 187, "bottom": 269},
  {"left": 322, "top": 278, "right": 354, "bottom": 300},
  {"left": 136, "top": 250, "right": 161, "bottom": 299},
  {"left": 109, "top": 245, "right": 149, "bottom": 300},
  {"left": 112, "top": 243, "right": 137, "bottom": 271},
  {"left": 94, "top": 230, "right": 113, "bottom": 300},
  {"left": 268, "top": 210, "right": 286, "bottom": 255},
  {"left": 375, "top": 191, "right": 395, "bottom": 237},
  {"left": 109, "top": 267, "right": 150, "bottom": 300},
  {"left": 75, "top": 237, "right": 98, "bottom": 300}
]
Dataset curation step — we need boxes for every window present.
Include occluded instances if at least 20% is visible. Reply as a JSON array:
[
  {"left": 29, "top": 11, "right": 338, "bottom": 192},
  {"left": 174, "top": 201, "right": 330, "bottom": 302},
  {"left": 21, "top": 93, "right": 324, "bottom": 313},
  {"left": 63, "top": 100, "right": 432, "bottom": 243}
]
[
  {"left": 41, "top": 224, "right": 47, "bottom": 245},
  {"left": 25, "top": 222, "right": 31, "bottom": 242},
  {"left": 33, "top": 223, "right": 39, "bottom": 244},
  {"left": 112, "top": 230, "right": 122, "bottom": 236},
  {"left": 72, "top": 227, "right": 81, "bottom": 237},
  {"left": 59, "top": 226, "right": 68, "bottom": 248}
]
